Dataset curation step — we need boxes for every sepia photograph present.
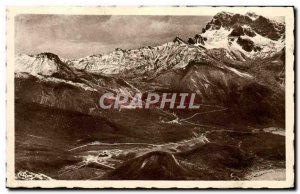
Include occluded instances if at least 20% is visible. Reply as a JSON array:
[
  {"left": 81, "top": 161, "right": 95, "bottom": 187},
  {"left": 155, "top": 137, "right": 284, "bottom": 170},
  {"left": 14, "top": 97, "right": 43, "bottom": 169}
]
[{"left": 6, "top": 6, "right": 294, "bottom": 189}]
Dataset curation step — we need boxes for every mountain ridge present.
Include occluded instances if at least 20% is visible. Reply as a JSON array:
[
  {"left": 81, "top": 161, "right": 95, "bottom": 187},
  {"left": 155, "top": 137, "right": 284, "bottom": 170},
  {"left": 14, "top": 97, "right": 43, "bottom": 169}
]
[{"left": 14, "top": 11, "right": 285, "bottom": 126}]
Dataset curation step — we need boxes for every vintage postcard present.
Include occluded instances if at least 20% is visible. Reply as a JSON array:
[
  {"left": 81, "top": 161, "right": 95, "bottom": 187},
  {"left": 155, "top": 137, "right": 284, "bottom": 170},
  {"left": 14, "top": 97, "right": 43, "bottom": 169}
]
[{"left": 6, "top": 6, "right": 294, "bottom": 188}]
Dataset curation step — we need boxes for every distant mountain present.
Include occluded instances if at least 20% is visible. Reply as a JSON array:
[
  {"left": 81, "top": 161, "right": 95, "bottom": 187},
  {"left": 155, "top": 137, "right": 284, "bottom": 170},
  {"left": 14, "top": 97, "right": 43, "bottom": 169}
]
[
  {"left": 15, "top": 53, "right": 77, "bottom": 79},
  {"left": 70, "top": 39, "right": 208, "bottom": 77},
  {"left": 188, "top": 11, "right": 285, "bottom": 60},
  {"left": 205, "top": 11, "right": 284, "bottom": 40},
  {"left": 62, "top": 12, "right": 285, "bottom": 79}
]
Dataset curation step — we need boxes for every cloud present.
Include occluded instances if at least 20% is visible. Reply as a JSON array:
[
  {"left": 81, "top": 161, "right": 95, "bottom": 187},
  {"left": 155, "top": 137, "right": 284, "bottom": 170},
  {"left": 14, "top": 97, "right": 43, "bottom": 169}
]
[{"left": 15, "top": 14, "right": 211, "bottom": 58}]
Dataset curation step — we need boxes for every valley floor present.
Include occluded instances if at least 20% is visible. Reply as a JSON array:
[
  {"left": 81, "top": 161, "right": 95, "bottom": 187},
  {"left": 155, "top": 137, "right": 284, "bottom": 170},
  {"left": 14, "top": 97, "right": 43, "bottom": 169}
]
[{"left": 15, "top": 104, "right": 285, "bottom": 180}]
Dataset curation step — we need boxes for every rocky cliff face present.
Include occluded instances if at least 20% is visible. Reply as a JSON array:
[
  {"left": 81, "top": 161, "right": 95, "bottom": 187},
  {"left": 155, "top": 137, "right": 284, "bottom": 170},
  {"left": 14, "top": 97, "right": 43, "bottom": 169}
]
[
  {"left": 191, "top": 12, "right": 285, "bottom": 60},
  {"left": 204, "top": 11, "right": 284, "bottom": 40}
]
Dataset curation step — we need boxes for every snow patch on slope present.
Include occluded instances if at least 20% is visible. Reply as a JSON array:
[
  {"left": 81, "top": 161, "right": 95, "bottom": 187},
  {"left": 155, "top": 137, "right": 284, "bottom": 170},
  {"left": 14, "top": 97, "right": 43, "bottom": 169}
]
[{"left": 15, "top": 54, "right": 59, "bottom": 76}]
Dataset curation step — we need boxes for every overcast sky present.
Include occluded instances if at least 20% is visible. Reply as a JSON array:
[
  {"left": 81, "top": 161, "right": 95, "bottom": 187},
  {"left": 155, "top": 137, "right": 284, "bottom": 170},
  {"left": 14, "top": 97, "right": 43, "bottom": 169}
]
[
  {"left": 15, "top": 12, "right": 284, "bottom": 59},
  {"left": 15, "top": 15, "right": 211, "bottom": 59}
]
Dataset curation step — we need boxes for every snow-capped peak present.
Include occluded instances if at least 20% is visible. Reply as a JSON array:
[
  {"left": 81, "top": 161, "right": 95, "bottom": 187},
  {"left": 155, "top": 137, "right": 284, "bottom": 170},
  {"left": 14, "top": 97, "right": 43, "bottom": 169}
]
[
  {"left": 187, "top": 11, "right": 285, "bottom": 59},
  {"left": 15, "top": 52, "right": 77, "bottom": 80}
]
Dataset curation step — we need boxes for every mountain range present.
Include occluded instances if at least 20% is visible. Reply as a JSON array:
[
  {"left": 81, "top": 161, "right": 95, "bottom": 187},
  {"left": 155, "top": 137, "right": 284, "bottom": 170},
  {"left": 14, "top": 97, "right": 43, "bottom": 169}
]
[{"left": 14, "top": 11, "right": 286, "bottom": 180}]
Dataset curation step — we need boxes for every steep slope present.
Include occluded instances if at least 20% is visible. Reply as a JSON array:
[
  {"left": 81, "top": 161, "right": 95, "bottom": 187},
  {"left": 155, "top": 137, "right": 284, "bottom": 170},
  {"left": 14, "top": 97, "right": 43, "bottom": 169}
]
[{"left": 153, "top": 60, "right": 284, "bottom": 126}]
